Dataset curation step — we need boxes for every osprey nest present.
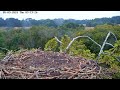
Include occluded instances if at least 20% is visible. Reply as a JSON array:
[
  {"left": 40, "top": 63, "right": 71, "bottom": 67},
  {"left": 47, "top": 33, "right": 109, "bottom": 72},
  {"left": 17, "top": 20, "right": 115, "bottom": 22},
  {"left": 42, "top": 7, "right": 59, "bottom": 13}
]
[{"left": 0, "top": 49, "right": 102, "bottom": 79}]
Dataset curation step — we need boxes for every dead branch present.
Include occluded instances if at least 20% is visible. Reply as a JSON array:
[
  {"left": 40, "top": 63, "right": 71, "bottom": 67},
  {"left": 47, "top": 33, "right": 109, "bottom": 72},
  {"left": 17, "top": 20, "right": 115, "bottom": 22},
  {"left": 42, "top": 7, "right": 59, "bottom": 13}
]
[
  {"left": 2, "top": 51, "right": 13, "bottom": 62},
  {"left": 54, "top": 31, "right": 117, "bottom": 63},
  {"left": 54, "top": 36, "right": 62, "bottom": 44},
  {"left": 20, "top": 72, "right": 26, "bottom": 79},
  {"left": 65, "top": 36, "right": 101, "bottom": 51},
  {"left": 97, "top": 32, "right": 117, "bottom": 60},
  {"left": 0, "top": 47, "right": 9, "bottom": 52},
  {"left": 35, "top": 70, "right": 39, "bottom": 79},
  {"left": 105, "top": 42, "right": 114, "bottom": 47},
  {"left": 110, "top": 31, "right": 117, "bottom": 41}
]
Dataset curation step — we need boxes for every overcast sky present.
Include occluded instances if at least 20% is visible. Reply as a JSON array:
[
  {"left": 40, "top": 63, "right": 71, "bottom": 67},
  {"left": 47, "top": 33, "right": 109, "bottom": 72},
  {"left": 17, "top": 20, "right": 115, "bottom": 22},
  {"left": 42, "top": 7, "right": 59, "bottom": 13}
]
[{"left": 0, "top": 11, "right": 120, "bottom": 20}]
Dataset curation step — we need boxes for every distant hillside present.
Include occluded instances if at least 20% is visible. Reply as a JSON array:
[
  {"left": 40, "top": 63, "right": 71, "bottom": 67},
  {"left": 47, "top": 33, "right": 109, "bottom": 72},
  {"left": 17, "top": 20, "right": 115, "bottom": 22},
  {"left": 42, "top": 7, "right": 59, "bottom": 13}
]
[{"left": 0, "top": 16, "right": 120, "bottom": 27}]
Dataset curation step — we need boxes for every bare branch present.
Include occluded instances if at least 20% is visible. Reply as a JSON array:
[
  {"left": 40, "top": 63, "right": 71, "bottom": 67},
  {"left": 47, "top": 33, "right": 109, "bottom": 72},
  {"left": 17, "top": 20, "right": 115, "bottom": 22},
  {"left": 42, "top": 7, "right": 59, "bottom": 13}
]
[
  {"left": 97, "top": 32, "right": 117, "bottom": 61},
  {"left": 54, "top": 36, "right": 62, "bottom": 44},
  {"left": 110, "top": 31, "right": 117, "bottom": 41},
  {"left": 115, "top": 57, "right": 120, "bottom": 62},
  {"left": 2, "top": 51, "right": 13, "bottom": 62},
  {"left": 97, "top": 32, "right": 111, "bottom": 60},
  {"left": 105, "top": 42, "right": 114, "bottom": 47},
  {"left": 54, "top": 31, "right": 117, "bottom": 62},
  {"left": 66, "top": 36, "right": 101, "bottom": 51},
  {"left": 0, "top": 47, "right": 9, "bottom": 52}
]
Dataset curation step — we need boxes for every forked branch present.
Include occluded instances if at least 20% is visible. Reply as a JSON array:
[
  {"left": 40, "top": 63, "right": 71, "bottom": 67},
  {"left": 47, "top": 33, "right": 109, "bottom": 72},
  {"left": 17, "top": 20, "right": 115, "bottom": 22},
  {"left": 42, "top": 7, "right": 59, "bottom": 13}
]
[
  {"left": 97, "top": 32, "right": 117, "bottom": 60},
  {"left": 54, "top": 31, "right": 117, "bottom": 61}
]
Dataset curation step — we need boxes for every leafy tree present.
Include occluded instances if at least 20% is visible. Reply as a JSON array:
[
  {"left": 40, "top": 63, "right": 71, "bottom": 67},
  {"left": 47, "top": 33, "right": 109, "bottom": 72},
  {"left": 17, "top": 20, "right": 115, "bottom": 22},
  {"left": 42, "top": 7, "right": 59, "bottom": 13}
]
[
  {"left": 59, "top": 35, "right": 71, "bottom": 52},
  {"left": 45, "top": 35, "right": 95, "bottom": 59},
  {"left": 0, "top": 18, "right": 6, "bottom": 27},
  {"left": 98, "top": 40, "right": 120, "bottom": 73},
  {"left": 5, "top": 18, "right": 21, "bottom": 27},
  {"left": 60, "top": 22, "right": 80, "bottom": 29},
  {"left": 44, "top": 38, "right": 58, "bottom": 51}
]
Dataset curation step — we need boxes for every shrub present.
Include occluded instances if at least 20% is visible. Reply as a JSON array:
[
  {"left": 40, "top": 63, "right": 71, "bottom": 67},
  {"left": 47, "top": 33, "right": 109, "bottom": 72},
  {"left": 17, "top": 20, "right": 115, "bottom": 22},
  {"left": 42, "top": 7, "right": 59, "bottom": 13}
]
[{"left": 44, "top": 38, "right": 58, "bottom": 51}]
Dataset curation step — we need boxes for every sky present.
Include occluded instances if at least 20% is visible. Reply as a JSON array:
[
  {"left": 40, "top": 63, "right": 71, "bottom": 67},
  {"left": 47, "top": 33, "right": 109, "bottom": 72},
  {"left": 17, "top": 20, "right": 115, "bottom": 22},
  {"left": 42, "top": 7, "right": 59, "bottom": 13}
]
[{"left": 0, "top": 11, "right": 120, "bottom": 20}]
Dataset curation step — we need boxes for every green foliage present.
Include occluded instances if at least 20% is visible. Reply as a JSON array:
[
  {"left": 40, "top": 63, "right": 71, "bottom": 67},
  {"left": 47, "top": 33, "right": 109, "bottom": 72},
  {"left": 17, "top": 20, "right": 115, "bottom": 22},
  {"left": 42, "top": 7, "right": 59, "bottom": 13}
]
[
  {"left": 61, "top": 22, "right": 80, "bottom": 29},
  {"left": 59, "top": 35, "right": 71, "bottom": 52},
  {"left": 44, "top": 38, "right": 58, "bottom": 51},
  {"left": 0, "top": 24, "right": 120, "bottom": 60},
  {"left": 0, "top": 30, "right": 6, "bottom": 47},
  {"left": 76, "top": 24, "right": 120, "bottom": 55},
  {"left": 66, "top": 39, "right": 95, "bottom": 59},
  {"left": 45, "top": 35, "right": 95, "bottom": 60},
  {"left": 68, "top": 40, "right": 87, "bottom": 55},
  {"left": 98, "top": 40, "right": 120, "bottom": 72},
  {"left": 95, "top": 24, "right": 114, "bottom": 31},
  {"left": 99, "top": 53, "right": 117, "bottom": 67},
  {"left": 0, "top": 26, "right": 58, "bottom": 52},
  {"left": 112, "top": 72, "right": 120, "bottom": 79},
  {"left": 80, "top": 50, "right": 95, "bottom": 60}
]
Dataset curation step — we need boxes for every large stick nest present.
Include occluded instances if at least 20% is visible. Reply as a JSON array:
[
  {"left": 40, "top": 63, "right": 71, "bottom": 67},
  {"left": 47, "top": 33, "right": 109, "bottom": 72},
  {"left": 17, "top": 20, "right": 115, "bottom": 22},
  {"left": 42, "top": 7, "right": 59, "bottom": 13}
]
[{"left": 0, "top": 49, "right": 102, "bottom": 79}]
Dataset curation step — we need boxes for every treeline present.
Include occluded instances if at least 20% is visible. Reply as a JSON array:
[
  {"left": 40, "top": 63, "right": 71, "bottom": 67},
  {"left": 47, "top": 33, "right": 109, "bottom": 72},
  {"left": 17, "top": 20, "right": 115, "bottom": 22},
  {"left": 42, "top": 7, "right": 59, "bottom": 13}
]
[
  {"left": 0, "top": 23, "right": 85, "bottom": 53},
  {"left": 0, "top": 23, "right": 120, "bottom": 55},
  {"left": 0, "top": 16, "right": 120, "bottom": 27}
]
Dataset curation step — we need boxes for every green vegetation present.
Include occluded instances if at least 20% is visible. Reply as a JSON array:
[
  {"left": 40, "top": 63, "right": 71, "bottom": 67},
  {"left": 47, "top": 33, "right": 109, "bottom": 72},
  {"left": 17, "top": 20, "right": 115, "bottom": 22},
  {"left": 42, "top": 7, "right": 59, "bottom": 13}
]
[
  {"left": 98, "top": 40, "right": 120, "bottom": 78},
  {"left": 44, "top": 38, "right": 58, "bottom": 51}
]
